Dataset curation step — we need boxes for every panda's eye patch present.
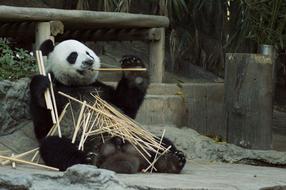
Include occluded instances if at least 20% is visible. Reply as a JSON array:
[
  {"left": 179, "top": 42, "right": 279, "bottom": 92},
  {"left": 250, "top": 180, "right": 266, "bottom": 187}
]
[
  {"left": 66, "top": 52, "right": 78, "bottom": 64},
  {"left": 86, "top": 51, "right": 94, "bottom": 60}
]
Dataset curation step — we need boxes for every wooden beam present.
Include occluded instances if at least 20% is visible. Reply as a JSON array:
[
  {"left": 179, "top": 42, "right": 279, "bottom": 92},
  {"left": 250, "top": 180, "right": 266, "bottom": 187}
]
[
  {"left": 149, "top": 28, "right": 165, "bottom": 82},
  {"left": 57, "top": 28, "right": 161, "bottom": 42},
  {"left": 0, "top": 6, "right": 169, "bottom": 29},
  {"left": 0, "top": 22, "right": 161, "bottom": 42},
  {"left": 225, "top": 53, "right": 273, "bottom": 150},
  {"left": 0, "top": 22, "right": 31, "bottom": 37}
]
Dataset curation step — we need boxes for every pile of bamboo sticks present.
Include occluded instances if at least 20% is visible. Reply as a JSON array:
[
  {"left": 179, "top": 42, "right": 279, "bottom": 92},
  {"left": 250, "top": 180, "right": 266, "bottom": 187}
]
[{"left": 59, "top": 91, "right": 169, "bottom": 172}]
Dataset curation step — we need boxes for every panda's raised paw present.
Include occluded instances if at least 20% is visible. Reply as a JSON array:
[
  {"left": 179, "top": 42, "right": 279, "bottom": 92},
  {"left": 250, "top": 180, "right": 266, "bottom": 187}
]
[
  {"left": 120, "top": 55, "right": 146, "bottom": 68},
  {"left": 30, "top": 75, "right": 50, "bottom": 107},
  {"left": 119, "top": 55, "right": 149, "bottom": 86}
]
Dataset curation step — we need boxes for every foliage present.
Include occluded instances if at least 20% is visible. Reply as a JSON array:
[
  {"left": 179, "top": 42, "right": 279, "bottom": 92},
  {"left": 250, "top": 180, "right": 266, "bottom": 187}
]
[
  {"left": 86, "top": 0, "right": 192, "bottom": 70},
  {"left": 35, "top": 0, "right": 286, "bottom": 76},
  {"left": 226, "top": 0, "right": 286, "bottom": 51},
  {"left": 0, "top": 38, "right": 37, "bottom": 80}
]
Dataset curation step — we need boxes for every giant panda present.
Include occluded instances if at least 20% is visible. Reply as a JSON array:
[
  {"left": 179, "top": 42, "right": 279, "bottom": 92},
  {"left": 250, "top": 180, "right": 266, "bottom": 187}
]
[{"left": 29, "top": 39, "right": 186, "bottom": 173}]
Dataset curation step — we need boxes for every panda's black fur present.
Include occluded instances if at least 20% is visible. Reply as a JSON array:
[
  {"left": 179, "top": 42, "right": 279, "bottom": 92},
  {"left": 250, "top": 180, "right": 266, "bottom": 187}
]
[{"left": 30, "top": 39, "right": 186, "bottom": 173}]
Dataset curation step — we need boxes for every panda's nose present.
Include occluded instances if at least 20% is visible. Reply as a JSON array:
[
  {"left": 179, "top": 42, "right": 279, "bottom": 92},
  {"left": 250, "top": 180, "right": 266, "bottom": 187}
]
[{"left": 83, "top": 59, "right": 94, "bottom": 66}]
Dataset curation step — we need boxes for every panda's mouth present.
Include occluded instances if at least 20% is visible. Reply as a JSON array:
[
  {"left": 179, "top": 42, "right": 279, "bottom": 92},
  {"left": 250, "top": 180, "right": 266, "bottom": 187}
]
[
  {"left": 77, "top": 68, "right": 95, "bottom": 76},
  {"left": 77, "top": 69, "right": 86, "bottom": 75}
]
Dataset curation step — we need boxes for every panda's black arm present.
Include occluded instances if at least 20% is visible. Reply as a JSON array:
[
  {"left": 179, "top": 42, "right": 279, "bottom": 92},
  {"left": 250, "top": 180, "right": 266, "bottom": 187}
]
[
  {"left": 112, "top": 77, "right": 148, "bottom": 119},
  {"left": 30, "top": 75, "right": 54, "bottom": 140},
  {"left": 111, "top": 55, "right": 150, "bottom": 119},
  {"left": 30, "top": 75, "right": 50, "bottom": 108}
]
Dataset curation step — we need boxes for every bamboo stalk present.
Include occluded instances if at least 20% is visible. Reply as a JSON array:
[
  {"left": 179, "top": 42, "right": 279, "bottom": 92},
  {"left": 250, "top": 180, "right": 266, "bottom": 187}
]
[
  {"left": 78, "top": 112, "right": 91, "bottom": 150},
  {"left": 131, "top": 143, "right": 156, "bottom": 172},
  {"left": 150, "top": 129, "right": 165, "bottom": 173},
  {"left": 1, "top": 148, "right": 39, "bottom": 165},
  {"left": 31, "top": 151, "right": 39, "bottom": 162},
  {"left": 82, "top": 112, "right": 100, "bottom": 146},
  {"left": 143, "top": 145, "right": 171, "bottom": 173},
  {"left": 48, "top": 73, "right": 61, "bottom": 138},
  {"left": 35, "top": 50, "right": 44, "bottom": 75},
  {"left": 11, "top": 153, "right": 16, "bottom": 169},
  {"left": 72, "top": 101, "right": 86, "bottom": 143},
  {"left": 47, "top": 103, "right": 70, "bottom": 136},
  {"left": 92, "top": 68, "right": 147, "bottom": 72},
  {"left": 0, "top": 155, "right": 59, "bottom": 171},
  {"left": 35, "top": 50, "right": 56, "bottom": 124}
]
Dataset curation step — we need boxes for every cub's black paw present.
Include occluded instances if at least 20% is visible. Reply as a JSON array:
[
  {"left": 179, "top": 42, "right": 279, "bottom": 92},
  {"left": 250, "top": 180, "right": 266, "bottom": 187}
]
[
  {"left": 120, "top": 55, "right": 149, "bottom": 86},
  {"left": 85, "top": 152, "right": 98, "bottom": 165},
  {"left": 155, "top": 149, "right": 186, "bottom": 174},
  {"left": 30, "top": 75, "right": 50, "bottom": 107},
  {"left": 173, "top": 150, "right": 186, "bottom": 170}
]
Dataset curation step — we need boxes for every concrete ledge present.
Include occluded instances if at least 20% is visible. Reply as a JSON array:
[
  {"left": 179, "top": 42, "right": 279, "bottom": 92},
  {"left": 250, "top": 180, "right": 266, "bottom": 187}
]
[
  {"left": 136, "top": 95, "right": 187, "bottom": 125},
  {"left": 136, "top": 82, "right": 225, "bottom": 138}
]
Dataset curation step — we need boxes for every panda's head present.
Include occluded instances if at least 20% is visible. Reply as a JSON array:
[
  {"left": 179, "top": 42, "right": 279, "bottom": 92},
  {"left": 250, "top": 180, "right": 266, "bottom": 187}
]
[{"left": 40, "top": 39, "right": 100, "bottom": 86}]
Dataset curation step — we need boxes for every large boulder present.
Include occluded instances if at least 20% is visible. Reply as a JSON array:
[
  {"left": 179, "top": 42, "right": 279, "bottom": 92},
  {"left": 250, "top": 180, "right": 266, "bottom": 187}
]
[{"left": 0, "top": 78, "right": 30, "bottom": 134}]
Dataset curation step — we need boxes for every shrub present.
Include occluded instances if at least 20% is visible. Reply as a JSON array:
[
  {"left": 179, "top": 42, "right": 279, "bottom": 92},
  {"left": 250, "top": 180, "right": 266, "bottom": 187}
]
[{"left": 0, "top": 38, "right": 37, "bottom": 80}]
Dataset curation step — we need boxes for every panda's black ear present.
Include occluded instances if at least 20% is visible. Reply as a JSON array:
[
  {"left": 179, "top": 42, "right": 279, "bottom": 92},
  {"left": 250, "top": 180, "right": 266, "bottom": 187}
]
[{"left": 39, "top": 40, "right": 54, "bottom": 56}]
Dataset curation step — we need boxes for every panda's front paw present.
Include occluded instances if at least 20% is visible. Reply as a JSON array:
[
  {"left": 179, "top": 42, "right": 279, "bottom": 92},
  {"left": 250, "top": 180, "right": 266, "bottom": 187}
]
[
  {"left": 30, "top": 75, "right": 50, "bottom": 107},
  {"left": 120, "top": 55, "right": 149, "bottom": 86}
]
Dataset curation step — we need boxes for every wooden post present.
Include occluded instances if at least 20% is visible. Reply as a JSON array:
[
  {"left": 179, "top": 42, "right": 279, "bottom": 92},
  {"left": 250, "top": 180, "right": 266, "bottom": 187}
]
[
  {"left": 149, "top": 28, "right": 165, "bottom": 83},
  {"left": 35, "top": 22, "right": 54, "bottom": 50},
  {"left": 225, "top": 53, "right": 273, "bottom": 150}
]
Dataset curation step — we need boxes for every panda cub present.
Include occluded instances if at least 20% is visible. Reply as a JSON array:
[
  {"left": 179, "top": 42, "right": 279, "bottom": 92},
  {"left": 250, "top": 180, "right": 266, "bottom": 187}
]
[
  {"left": 29, "top": 39, "right": 186, "bottom": 173},
  {"left": 95, "top": 136, "right": 186, "bottom": 173}
]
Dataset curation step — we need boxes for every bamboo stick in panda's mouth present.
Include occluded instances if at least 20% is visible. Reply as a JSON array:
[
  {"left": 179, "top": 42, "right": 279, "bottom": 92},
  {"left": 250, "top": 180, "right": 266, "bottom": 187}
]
[{"left": 90, "top": 68, "right": 147, "bottom": 72}]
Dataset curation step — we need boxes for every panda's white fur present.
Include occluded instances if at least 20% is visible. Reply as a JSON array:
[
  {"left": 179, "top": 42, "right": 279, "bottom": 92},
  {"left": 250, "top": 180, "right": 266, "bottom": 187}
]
[{"left": 46, "top": 40, "right": 101, "bottom": 86}]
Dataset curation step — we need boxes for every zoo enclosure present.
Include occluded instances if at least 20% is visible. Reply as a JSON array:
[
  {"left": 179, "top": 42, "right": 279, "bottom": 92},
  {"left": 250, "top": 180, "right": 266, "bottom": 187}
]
[{"left": 0, "top": 5, "right": 275, "bottom": 150}]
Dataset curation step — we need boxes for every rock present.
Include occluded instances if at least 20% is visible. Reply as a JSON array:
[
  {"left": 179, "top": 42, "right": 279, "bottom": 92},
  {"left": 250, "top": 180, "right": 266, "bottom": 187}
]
[
  {"left": 0, "top": 165, "right": 135, "bottom": 190},
  {"left": 143, "top": 125, "right": 286, "bottom": 166},
  {"left": 0, "top": 163, "right": 285, "bottom": 190},
  {"left": 64, "top": 165, "right": 132, "bottom": 190},
  {"left": 0, "top": 78, "right": 30, "bottom": 133}
]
